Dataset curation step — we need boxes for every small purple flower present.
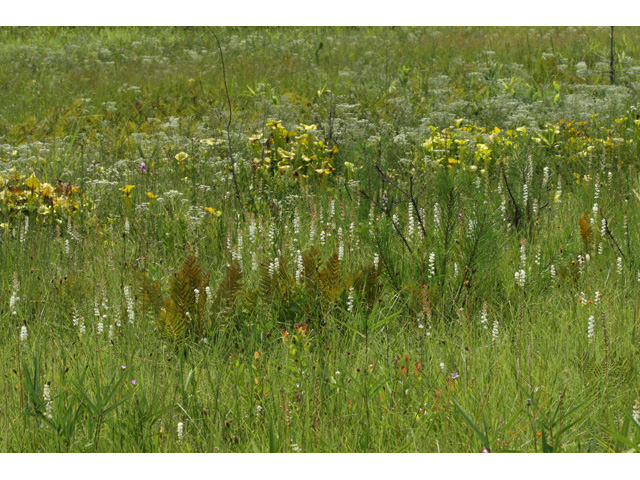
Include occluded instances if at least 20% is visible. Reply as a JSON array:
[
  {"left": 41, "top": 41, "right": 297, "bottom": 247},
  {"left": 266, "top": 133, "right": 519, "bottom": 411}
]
[
  {"left": 458, "top": 212, "right": 464, "bottom": 221},
  {"left": 44, "top": 57, "right": 50, "bottom": 62},
  {"left": 482, "top": 448, "right": 489, "bottom": 453},
  {"left": 131, "top": 379, "right": 137, "bottom": 386},
  {"left": 450, "top": 372, "right": 459, "bottom": 380},
  {"left": 121, "top": 365, "right": 126, "bottom": 371},
  {"left": 140, "top": 162, "right": 147, "bottom": 173}
]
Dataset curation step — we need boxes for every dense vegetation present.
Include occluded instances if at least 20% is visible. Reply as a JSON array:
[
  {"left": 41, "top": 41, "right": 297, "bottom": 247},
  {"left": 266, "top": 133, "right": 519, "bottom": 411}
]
[{"left": 3, "top": 26, "right": 640, "bottom": 452}]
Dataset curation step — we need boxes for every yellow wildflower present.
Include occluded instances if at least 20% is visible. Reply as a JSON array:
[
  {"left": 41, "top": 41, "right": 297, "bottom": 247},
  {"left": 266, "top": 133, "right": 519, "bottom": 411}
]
[{"left": 204, "top": 207, "right": 222, "bottom": 217}]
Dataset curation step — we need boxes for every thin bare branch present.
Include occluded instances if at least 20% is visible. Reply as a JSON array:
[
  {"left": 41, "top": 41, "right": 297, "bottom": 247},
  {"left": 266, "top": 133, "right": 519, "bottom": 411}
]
[{"left": 207, "top": 27, "right": 242, "bottom": 203}]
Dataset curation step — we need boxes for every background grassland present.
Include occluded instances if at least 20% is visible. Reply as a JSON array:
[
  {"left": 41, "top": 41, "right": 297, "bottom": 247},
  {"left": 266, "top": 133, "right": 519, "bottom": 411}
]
[{"left": 2, "top": 26, "right": 640, "bottom": 452}]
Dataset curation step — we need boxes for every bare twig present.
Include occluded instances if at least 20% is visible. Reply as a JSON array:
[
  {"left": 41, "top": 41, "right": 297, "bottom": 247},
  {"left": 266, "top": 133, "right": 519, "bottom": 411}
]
[
  {"left": 359, "top": 188, "right": 412, "bottom": 254},
  {"left": 587, "top": 27, "right": 618, "bottom": 85},
  {"left": 598, "top": 208, "right": 625, "bottom": 258},
  {"left": 409, "top": 176, "right": 428, "bottom": 238},
  {"left": 610, "top": 26, "right": 615, "bottom": 85},
  {"left": 374, "top": 165, "right": 428, "bottom": 238},
  {"left": 326, "top": 95, "right": 336, "bottom": 147},
  {"left": 500, "top": 162, "right": 523, "bottom": 229},
  {"left": 588, "top": 50, "right": 608, "bottom": 62},
  {"left": 207, "top": 27, "right": 241, "bottom": 203}
]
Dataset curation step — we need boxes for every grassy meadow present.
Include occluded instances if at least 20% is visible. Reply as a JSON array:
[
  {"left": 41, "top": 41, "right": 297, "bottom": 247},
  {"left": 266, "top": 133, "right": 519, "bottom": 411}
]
[{"left": 3, "top": 26, "right": 640, "bottom": 452}]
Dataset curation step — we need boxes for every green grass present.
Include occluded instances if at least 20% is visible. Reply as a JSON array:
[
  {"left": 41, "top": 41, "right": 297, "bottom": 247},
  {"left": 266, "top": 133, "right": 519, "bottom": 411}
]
[{"left": 2, "top": 26, "right": 640, "bottom": 452}]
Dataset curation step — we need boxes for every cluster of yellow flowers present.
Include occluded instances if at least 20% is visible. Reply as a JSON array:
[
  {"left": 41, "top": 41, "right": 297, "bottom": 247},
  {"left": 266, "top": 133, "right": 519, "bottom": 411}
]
[
  {"left": 0, "top": 168, "right": 84, "bottom": 219},
  {"left": 249, "top": 120, "right": 338, "bottom": 179},
  {"left": 419, "top": 120, "right": 508, "bottom": 170},
  {"left": 418, "top": 115, "right": 637, "bottom": 172}
]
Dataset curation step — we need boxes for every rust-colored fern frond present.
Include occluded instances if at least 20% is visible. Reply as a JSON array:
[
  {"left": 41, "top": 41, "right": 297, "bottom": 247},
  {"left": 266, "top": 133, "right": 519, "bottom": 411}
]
[
  {"left": 302, "top": 247, "right": 321, "bottom": 288},
  {"left": 216, "top": 261, "right": 243, "bottom": 308},
  {"left": 154, "top": 254, "right": 210, "bottom": 341},
  {"left": 353, "top": 261, "right": 382, "bottom": 309},
  {"left": 579, "top": 211, "right": 592, "bottom": 250},
  {"left": 258, "top": 262, "right": 272, "bottom": 298},
  {"left": 319, "top": 252, "right": 344, "bottom": 300},
  {"left": 276, "top": 255, "right": 293, "bottom": 290},
  {"left": 159, "top": 299, "right": 187, "bottom": 341},
  {"left": 364, "top": 261, "right": 382, "bottom": 305},
  {"left": 170, "top": 254, "right": 209, "bottom": 316},
  {"left": 139, "top": 273, "right": 163, "bottom": 316}
]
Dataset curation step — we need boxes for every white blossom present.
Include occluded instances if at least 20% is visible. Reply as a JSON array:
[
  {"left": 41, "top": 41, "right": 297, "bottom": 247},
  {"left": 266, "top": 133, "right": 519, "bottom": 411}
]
[
  {"left": 587, "top": 316, "right": 595, "bottom": 342},
  {"left": 428, "top": 252, "right": 436, "bottom": 279},
  {"left": 347, "top": 286, "right": 355, "bottom": 313},
  {"left": 480, "top": 301, "right": 488, "bottom": 329},
  {"left": 617, "top": 257, "right": 623, "bottom": 275},
  {"left": 43, "top": 383, "right": 53, "bottom": 419}
]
